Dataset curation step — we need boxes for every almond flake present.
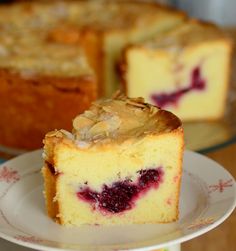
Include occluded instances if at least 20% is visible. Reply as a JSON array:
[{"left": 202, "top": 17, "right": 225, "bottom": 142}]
[
  {"left": 73, "top": 116, "right": 94, "bottom": 130},
  {"left": 89, "top": 121, "right": 109, "bottom": 136},
  {"left": 126, "top": 100, "right": 146, "bottom": 108}
]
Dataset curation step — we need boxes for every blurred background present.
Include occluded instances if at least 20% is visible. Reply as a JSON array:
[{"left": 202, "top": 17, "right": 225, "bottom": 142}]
[
  {"left": 1, "top": 0, "right": 236, "bottom": 27},
  {"left": 158, "top": 0, "right": 236, "bottom": 27},
  {"left": 0, "top": 1, "right": 235, "bottom": 251}
]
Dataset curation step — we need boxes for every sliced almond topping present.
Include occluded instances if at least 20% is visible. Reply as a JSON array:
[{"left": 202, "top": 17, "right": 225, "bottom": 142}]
[
  {"left": 102, "top": 105, "right": 113, "bottom": 113},
  {"left": 131, "top": 97, "right": 145, "bottom": 103},
  {"left": 73, "top": 116, "right": 94, "bottom": 130},
  {"left": 60, "top": 129, "right": 74, "bottom": 140},
  {"left": 134, "top": 109, "right": 144, "bottom": 116},
  {"left": 46, "top": 130, "right": 63, "bottom": 138},
  {"left": 84, "top": 110, "right": 96, "bottom": 119},
  {"left": 107, "top": 115, "right": 121, "bottom": 131},
  {"left": 149, "top": 106, "right": 159, "bottom": 115},
  {"left": 89, "top": 121, "right": 109, "bottom": 136},
  {"left": 126, "top": 100, "right": 146, "bottom": 108}
]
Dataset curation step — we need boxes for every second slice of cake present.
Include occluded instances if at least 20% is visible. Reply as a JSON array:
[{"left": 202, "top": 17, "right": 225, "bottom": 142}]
[
  {"left": 42, "top": 93, "right": 184, "bottom": 226},
  {"left": 121, "top": 20, "right": 232, "bottom": 121}
]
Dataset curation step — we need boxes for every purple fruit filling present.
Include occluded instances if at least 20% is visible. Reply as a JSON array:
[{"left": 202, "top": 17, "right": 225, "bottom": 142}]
[
  {"left": 151, "top": 67, "right": 206, "bottom": 108},
  {"left": 77, "top": 168, "right": 163, "bottom": 214}
]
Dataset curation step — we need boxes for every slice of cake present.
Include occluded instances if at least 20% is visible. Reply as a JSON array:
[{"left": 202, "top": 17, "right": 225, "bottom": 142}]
[
  {"left": 121, "top": 20, "right": 232, "bottom": 121},
  {"left": 42, "top": 92, "right": 184, "bottom": 226}
]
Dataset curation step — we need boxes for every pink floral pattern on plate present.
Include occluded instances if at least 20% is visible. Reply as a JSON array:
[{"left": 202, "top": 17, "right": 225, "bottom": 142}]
[
  {"left": 209, "top": 179, "right": 234, "bottom": 193},
  {"left": 0, "top": 166, "right": 20, "bottom": 183},
  {"left": 187, "top": 217, "right": 215, "bottom": 230},
  {"left": 14, "top": 235, "right": 42, "bottom": 243}
]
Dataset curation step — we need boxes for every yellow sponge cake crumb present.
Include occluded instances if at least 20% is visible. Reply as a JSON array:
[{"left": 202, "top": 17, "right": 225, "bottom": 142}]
[{"left": 122, "top": 20, "right": 232, "bottom": 121}]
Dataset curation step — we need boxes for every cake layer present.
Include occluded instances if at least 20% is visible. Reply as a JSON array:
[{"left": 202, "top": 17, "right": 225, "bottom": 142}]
[
  {"left": 42, "top": 94, "right": 184, "bottom": 225},
  {"left": 122, "top": 21, "right": 232, "bottom": 121}
]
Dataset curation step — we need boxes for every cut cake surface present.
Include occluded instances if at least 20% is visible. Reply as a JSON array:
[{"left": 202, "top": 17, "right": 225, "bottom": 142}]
[
  {"left": 122, "top": 20, "right": 232, "bottom": 121},
  {"left": 42, "top": 93, "right": 184, "bottom": 226}
]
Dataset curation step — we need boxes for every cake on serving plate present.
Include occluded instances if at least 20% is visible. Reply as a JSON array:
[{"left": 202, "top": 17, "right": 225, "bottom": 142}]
[
  {"left": 42, "top": 92, "right": 184, "bottom": 226},
  {"left": 121, "top": 20, "right": 232, "bottom": 121}
]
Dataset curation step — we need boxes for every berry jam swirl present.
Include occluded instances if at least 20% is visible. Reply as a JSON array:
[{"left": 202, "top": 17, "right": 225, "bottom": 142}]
[
  {"left": 151, "top": 67, "right": 205, "bottom": 108},
  {"left": 77, "top": 167, "right": 163, "bottom": 214}
]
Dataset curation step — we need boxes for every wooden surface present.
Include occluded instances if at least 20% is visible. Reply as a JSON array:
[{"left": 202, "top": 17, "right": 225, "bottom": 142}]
[{"left": 182, "top": 144, "right": 236, "bottom": 251}]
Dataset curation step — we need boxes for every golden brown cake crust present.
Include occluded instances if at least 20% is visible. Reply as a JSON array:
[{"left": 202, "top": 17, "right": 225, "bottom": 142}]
[
  {"left": 42, "top": 165, "right": 61, "bottom": 223},
  {"left": 0, "top": 68, "right": 97, "bottom": 150}
]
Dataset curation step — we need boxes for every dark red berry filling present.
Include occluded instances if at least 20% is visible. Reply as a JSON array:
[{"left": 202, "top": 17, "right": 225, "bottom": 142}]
[
  {"left": 151, "top": 67, "right": 206, "bottom": 108},
  {"left": 77, "top": 168, "right": 163, "bottom": 214}
]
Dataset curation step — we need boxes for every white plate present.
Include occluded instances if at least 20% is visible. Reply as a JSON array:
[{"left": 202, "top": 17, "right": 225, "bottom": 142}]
[{"left": 0, "top": 150, "right": 235, "bottom": 251}]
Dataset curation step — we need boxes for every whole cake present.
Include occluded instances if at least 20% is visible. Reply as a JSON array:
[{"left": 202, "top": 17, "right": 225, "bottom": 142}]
[
  {"left": 0, "top": 0, "right": 186, "bottom": 151},
  {"left": 42, "top": 93, "right": 184, "bottom": 226},
  {"left": 121, "top": 20, "right": 232, "bottom": 121}
]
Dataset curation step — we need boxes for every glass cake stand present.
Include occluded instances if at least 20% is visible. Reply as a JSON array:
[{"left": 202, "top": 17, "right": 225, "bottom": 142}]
[
  {"left": 183, "top": 81, "right": 236, "bottom": 154},
  {"left": 184, "top": 29, "right": 236, "bottom": 154}
]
